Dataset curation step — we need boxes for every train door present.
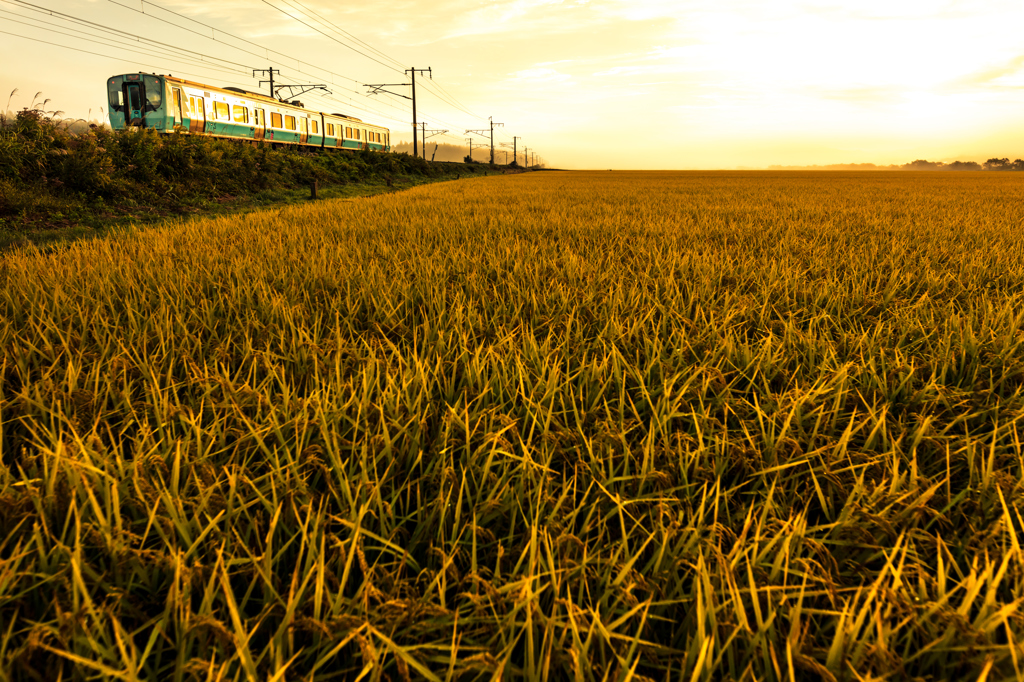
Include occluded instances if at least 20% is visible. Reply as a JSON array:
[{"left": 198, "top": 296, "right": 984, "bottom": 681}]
[
  {"left": 300, "top": 117, "right": 308, "bottom": 145},
  {"left": 195, "top": 98, "right": 206, "bottom": 133},
  {"left": 123, "top": 82, "right": 144, "bottom": 126},
  {"left": 254, "top": 109, "right": 265, "bottom": 141},
  {"left": 172, "top": 88, "right": 185, "bottom": 130}
]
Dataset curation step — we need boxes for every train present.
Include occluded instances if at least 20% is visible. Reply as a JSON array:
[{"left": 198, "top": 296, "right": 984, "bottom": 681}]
[{"left": 106, "top": 73, "right": 391, "bottom": 152}]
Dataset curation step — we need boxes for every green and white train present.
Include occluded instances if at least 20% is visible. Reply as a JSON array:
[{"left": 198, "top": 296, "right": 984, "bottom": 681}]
[{"left": 106, "top": 73, "right": 391, "bottom": 151}]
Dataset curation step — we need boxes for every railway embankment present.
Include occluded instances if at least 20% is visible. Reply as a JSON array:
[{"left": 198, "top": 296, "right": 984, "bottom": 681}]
[{"left": 0, "top": 109, "right": 514, "bottom": 251}]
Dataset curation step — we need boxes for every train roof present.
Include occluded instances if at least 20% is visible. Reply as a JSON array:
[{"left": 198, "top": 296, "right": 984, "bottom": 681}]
[
  {"left": 159, "top": 75, "right": 282, "bottom": 105},
  {"left": 131, "top": 74, "right": 388, "bottom": 129}
]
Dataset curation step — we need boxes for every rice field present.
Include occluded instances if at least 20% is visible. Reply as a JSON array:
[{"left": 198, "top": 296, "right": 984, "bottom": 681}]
[{"left": 2, "top": 170, "right": 1024, "bottom": 680}]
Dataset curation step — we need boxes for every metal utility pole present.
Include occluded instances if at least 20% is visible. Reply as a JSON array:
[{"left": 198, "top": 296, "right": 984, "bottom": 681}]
[
  {"left": 523, "top": 146, "right": 528, "bottom": 168},
  {"left": 511, "top": 136, "right": 522, "bottom": 166},
  {"left": 253, "top": 68, "right": 279, "bottom": 98},
  {"left": 466, "top": 117, "right": 503, "bottom": 165},
  {"left": 407, "top": 67, "right": 431, "bottom": 158},
  {"left": 364, "top": 67, "right": 430, "bottom": 156},
  {"left": 466, "top": 137, "right": 477, "bottom": 162},
  {"left": 422, "top": 124, "right": 447, "bottom": 160},
  {"left": 256, "top": 67, "right": 329, "bottom": 102},
  {"left": 499, "top": 142, "right": 517, "bottom": 166},
  {"left": 421, "top": 125, "right": 446, "bottom": 153}
]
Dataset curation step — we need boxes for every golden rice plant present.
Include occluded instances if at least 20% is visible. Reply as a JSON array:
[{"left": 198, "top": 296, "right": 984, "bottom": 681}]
[{"left": 2, "top": 170, "right": 1024, "bottom": 680}]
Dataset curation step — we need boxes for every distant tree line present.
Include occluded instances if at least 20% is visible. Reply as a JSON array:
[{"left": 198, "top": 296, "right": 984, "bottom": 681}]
[
  {"left": 902, "top": 158, "right": 1024, "bottom": 171},
  {"left": 769, "top": 158, "right": 1024, "bottom": 171}
]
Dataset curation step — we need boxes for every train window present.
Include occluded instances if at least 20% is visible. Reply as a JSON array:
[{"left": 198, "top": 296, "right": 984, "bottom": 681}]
[
  {"left": 271, "top": 112, "right": 282, "bottom": 128},
  {"left": 189, "top": 97, "right": 196, "bottom": 115},
  {"left": 107, "top": 79, "right": 124, "bottom": 112},
  {"left": 326, "top": 123, "right": 334, "bottom": 136},
  {"left": 215, "top": 102, "right": 229, "bottom": 120},
  {"left": 285, "top": 115, "right": 296, "bottom": 130},
  {"left": 355, "top": 129, "right": 361, "bottom": 140},
  {"left": 172, "top": 89, "right": 183, "bottom": 123},
  {"left": 301, "top": 118, "right": 308, "bottom": 134},
  {"left": 143, "top": 75, "right": 162, "bottom": 109},
  {"left": 256, "top": 109, "right": 265, "bottom": 127},
  {"left": 311, "top": 120, "right": 318, "bottom": 134},
  {"left": 344, "top": 126, "right": 351, "bottom": 137},
  {"left": 232, "top": 105, "right": 248, "bottom": 123}
]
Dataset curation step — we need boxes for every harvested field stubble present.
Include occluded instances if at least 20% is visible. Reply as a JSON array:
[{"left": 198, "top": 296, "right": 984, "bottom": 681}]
[{"left": 2, "top": 170, "right": 1024, "bottom": 679}]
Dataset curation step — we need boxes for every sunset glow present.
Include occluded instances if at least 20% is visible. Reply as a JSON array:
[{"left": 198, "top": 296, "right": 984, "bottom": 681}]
[{"left": 2, "top": 0, "right": 1024, "bottom": 168}]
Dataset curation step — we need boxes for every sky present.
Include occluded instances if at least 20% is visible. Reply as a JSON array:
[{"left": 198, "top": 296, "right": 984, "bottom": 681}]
[{"left": 2, "top": 0, "right": 1024, "bottom": 169}]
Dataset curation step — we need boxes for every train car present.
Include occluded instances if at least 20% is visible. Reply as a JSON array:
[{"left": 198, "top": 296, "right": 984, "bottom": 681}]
[{"left": 105, "top": 73, "right": 391, "bottom": 152}]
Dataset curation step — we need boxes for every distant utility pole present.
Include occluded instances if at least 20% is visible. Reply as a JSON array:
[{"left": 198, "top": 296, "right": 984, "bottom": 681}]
[
  {"left": 466, "top": 117, "right": 503, "bottom": 165},
  {"left": 364, "top": 66, "right": 430, "bottom": 157},
  {"left": 523, "top": 146, "right": 528, "bottom": 168},
  {"left": 422, "top": 124, "right": 448, "bottom": 160},
  {"left": 511, "top": 136, "right": 522, "bottom": 166},
  {"left": 466, "top": 137, "right": 477, "bottom": 161}
]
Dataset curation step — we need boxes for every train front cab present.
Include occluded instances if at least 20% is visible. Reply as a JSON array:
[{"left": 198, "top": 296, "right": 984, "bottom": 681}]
[{"left": 107, "top": 74, "right": 168, "bottom": 130}]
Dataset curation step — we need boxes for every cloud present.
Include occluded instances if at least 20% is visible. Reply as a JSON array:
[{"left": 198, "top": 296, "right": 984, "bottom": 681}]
[
  {"left": 945, "top": 54, "right": 1024, "bottom": 91},
  {"left": 508, "top": 67, "right": 573, "bottom": 84}
]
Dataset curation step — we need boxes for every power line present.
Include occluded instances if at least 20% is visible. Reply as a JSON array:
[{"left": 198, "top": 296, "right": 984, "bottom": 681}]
[
  {"left": 0, "top": 11, "right": 252, "bottom": 77},
  {"left": 279, "top": 0, "right": 406, "bottom": 71},
  {"left": 264, "top": 0, "right": 494, "bottom": 132},
  {"left": 8, "top": 0, "right": 519, "bottom": 151},
  {"left": 7, "top": 0, "right": 254, "bottom": 71},
  {"left": 259, "top": 0, "right": 492, "bottom": 131},
  {"left": 260, "top": 0, "right": 405, "bottom": 75},
  {"left": 100, "top": 0, "right": 480, "bottom": 132},
  {"left": 0, "top": 29, "right": 251, "bottom": 85}
]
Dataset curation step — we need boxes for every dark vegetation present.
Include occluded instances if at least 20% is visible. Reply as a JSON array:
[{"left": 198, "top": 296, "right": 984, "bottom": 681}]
[{"left": 0, "top": 106, "right": 499, "bottom": 251}]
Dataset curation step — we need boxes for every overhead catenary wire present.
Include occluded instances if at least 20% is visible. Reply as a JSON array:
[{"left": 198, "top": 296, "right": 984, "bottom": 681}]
[
  {"left": 259, "top": 0, "right": 405, "bottom": 75},
  {"left": 256, "top": 0, "right": 495, "bottom": 128},
  {"left": 7, "top": 0, "right": 254, "bottom": 71},
  {"left": 99, "top": 0, "right": 485, "bottom": 132},
  {"left": 261, "top": 0, "right": 489, "bottom": 125},
  {"left": 0, "top": 29, "right": 254, "bottom": 85},
  {"left": 280, "top": 0, "right": 406, "bottom": 71},
  {"left": 0, "top": 11, "right": 252, "bottom": 78},
  {"left": 7, "top": 0, "right": 524, "bottom": 155},
  {"left": 7, "top": 0, "right": 432, "bottom": 124}
]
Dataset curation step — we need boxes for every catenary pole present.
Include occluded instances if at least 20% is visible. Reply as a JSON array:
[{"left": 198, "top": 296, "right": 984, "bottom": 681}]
[
  {"left": 402, "top": 67, "right": 431, "bottom": 158},
  {"left": 466, "top": 117, "right": 503, "bottom": 165}
]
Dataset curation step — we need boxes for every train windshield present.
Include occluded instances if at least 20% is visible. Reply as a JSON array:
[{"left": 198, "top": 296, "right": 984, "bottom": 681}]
[
  {"left": 143, "top": 75, "right": 162, "bottom": 108},
  {"left": 107, "top": 79, "right": 123, "bottom": 112}
]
